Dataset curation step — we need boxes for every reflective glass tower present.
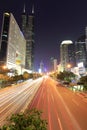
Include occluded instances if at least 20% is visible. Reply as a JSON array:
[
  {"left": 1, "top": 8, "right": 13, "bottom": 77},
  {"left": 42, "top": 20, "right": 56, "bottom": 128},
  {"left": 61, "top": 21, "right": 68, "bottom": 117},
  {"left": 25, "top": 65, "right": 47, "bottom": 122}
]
[
  {"left": 60, "top": 40, "right": 75, "bottom": 71},
  {"left": 75, "top": 35, "right": 87, "bottom": 68},
  {"left": 0, "top": 12, "right": 26, "bottom": 74},
  {"left": 21, "top": 5, "right": 34, "bottom": 71}
]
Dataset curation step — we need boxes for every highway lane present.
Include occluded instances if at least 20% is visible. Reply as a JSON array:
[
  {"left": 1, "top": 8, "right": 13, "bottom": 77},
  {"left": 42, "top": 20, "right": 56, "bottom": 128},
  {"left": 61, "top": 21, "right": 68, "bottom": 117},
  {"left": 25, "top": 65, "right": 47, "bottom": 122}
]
[
  {"left": 56, "top": 83, "right": 87, "bottom": 130},
  {"left": 29, "top": 76, "right": 87, "bottom": 130},
  {"left": 0, "top": 77, "right": 43, "bottom": 126}
]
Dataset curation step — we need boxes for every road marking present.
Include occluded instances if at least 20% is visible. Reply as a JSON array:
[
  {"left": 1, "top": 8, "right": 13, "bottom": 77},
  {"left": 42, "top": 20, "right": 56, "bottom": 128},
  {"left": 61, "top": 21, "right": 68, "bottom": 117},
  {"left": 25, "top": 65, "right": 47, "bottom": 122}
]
[
  {"left": 82, "top": 98, "right": 87, "bottom": 104},
  {"left": 57, "top": 114, "right": 63, "bottom": 130},
  {"left": 47, "top": 92, "right": 52, "bottom": 130},
  {"left": 72, "top": 99, "right": 79, "bottom": 106},
  {"left": 51, "top": 94, "right": 54, "bottom": 103},
  {"left": 54, "top": 87, "right": 82, "bottom": 130},
  {"left": 48, "top": 111, "right": 52, "bottom": 130}
]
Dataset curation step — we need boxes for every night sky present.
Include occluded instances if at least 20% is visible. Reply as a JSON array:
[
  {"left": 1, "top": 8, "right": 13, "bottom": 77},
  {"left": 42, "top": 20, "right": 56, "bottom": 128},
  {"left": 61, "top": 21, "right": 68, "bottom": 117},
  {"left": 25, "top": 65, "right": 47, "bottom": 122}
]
[{"left": 0, "top": 0, "right": 87, "bottom": 71}]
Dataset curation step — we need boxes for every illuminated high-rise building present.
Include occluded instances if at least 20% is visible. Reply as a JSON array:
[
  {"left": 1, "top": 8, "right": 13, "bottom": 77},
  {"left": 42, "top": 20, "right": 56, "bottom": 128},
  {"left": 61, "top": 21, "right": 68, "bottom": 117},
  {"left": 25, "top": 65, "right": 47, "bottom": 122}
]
[
  {"left": 0, "top": 12, "right": 26, "bottom": 74},
  {"left": 60, "top": 40, "right": 75, "bottom": 71},
  {"left": 53, "top": 59, "right": 57, "bottom": 71},
  {"left": 85, "top": 27, "right": 87, "bottom": 52},
  {"left": 21, "top": 5, "right": 34, "bottom": 71},
  {"left": 39, "top": 61, "right": 44, "bottom": 73},
  {"left": 75, "top": 35, "right": 87, "bottom": 68}
]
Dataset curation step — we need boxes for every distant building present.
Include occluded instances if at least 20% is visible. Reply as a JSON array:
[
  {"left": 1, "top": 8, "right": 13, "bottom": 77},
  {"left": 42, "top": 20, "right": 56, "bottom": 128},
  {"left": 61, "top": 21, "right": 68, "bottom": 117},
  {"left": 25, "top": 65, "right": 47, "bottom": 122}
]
[
  {"left": 75, "top": 35, "right": 87, "bottom": 68},
  {"left": 85, "top": 27, "right": 87, "bottom": 52},
  {"left": 53, "top": 59, "right": 57, "bottom": 71},
  {"left": 50, "top": 57, "right": 54, "bottom": 71},
  {"left": 49, "top": 57, "right": 58, "bottom": 72},
  {"left": 39, "top": 61, "right": 44, "bottom": 73},
  {"left": 60, "top": 40, "right": 75, "bottom": 71},
  {"left": 21, "top": 5, "right": 34, "bottom": 71},
  {"left": 0, "top": 12, "right": 26, "bottom": 74}
]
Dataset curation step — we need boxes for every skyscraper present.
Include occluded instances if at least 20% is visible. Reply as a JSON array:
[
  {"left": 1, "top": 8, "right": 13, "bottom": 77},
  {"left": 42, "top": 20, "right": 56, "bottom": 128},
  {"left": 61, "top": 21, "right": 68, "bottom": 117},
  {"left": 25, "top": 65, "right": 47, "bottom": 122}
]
[
  {"left": 39, "top": 61, "right": 44, "bottom": 73},
  {"left": 21, "top": 5, "right": 34, "bottom": 71},
  {"left": 60, "top": 40, "right": 75, "bottom": 71},
  {"left": 53, "top": 59, "right": 57, "bottom": 72},
  {"left": 75, "top": 35, "right": 87, "bottom": 68},
  {"left": 85, "top": 27, "right": 87, "bottom": 52},
  {"left": 0, "top": 12, "right": 26, "bottom": 74}
]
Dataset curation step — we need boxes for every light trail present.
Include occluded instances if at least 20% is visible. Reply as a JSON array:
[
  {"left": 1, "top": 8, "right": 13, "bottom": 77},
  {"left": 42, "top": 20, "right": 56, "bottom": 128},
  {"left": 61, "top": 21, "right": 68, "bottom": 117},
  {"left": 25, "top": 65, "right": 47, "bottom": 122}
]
[{"left": 0, "top": 77, "right": 43, "bottom": 126}]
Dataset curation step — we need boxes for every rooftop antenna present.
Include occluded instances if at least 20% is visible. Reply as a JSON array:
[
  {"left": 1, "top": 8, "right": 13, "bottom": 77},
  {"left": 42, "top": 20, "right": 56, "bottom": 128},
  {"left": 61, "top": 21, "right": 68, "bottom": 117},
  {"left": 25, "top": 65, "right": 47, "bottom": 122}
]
[
  {"left": 23, "top": 4, "right": 26, "bottom": 13},
  {"left": 32, "top": 5, "right": 34, "bottom": 14}
]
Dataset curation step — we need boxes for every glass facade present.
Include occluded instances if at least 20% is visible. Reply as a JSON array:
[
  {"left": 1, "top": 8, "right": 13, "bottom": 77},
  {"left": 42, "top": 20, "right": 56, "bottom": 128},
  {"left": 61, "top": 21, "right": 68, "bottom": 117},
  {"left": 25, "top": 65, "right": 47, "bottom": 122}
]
[
  {"left": 60, "top": 40, "right": 75, "bottom": 71},
  {"left": 0, "top": 13, "right": 10, "bottom": 63},
  {"left": 0, "top": 13, "right": 26, "bottom": 73},
  {"left": 21, "top": 7, "right": 34, "bottom": 71},
  {"left": 75, "top": 41, "right": 87, "bottom": 67}
]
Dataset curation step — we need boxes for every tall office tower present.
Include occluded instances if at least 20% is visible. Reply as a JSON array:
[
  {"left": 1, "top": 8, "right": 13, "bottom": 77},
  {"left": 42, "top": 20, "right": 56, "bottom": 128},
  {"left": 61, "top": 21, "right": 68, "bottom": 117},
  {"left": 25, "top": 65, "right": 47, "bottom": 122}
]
[
  {"left": 50, "top": 57, "right": 57, "bottom": 72},
  {"left": 75, "top": 35, "right": 87, "bottom": 68},
  {"left": 53, "top": 59, "right": 57, "bottom": 72},
  {"left": 21, "top": 5, "right": 34, "bottom": 71},
  {"left": 39, "top": 61, "right": 44, "bottom": 73},
  {"left": 85, "top": 27, "right": 87, "bottom": 51},
  {"left": 85, "top": 27, "right": 87, "bottom": 67},
  {"left": 21, "top": 5, "right": 27, "bottom": 37},
  {"left": 0, "top": 12, "right": 26, "bottom": 74},
  {"left": 50, "top": 57, "right": 54, "bottom": 71},
  {"left": 60, "top": 40, "right": 75, "bottom": 71}
]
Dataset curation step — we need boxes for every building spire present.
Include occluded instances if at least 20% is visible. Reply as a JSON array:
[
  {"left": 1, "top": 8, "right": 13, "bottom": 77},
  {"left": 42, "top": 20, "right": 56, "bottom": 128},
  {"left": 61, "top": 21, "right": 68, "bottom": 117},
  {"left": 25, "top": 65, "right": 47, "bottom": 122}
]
[
  {"left": 32, "top": 5, "right": 34, "bottom": 14},
  {"left": 23, "top": 4, "right": 26, "bottom": 13}
]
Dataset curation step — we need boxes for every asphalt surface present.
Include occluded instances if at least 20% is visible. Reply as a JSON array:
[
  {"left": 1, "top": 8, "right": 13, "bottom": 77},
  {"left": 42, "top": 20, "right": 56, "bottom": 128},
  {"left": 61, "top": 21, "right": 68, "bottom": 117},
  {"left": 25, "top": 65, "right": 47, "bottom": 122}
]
[
  {"left": 0, "top": 76, "right": 87, "bottom": 130},
  {"left": 0, "top": 78, "right": 43, "bottom": 126},
  {"left": 29, "top": 76, "right": 87, "bottom": 130}
]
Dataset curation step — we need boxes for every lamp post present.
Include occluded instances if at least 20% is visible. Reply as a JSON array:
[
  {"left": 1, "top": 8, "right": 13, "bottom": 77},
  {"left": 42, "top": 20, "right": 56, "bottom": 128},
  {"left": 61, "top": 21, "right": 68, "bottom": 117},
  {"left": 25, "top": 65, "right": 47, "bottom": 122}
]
[
  {"left": 67, "top": 64, "right": 71, "bottom": 71},
  {"left": 3, "top": 65, "right": 7, "bottom": 70}
]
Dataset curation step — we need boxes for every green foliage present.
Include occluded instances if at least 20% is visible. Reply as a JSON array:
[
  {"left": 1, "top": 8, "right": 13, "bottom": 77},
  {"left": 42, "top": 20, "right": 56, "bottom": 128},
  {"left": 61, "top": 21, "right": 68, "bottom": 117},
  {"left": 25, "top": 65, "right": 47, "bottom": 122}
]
[
  {"left": 57, "top": 71, "right": 76, "bottom": 82},
  {"left": 80, "top": 75, "right": 87, "bottom": 83},
  {"left": 0, "top": 66, "right": 10, "bottom": 74},
  {"left": 0, "top": 109, "right": 48, "bottom": 130},
  {"left": 23, "top": 72, "right": 30, "bottom": 80},
  {"left": 79, "top": 75, "right": 87, "bottom": 90}
]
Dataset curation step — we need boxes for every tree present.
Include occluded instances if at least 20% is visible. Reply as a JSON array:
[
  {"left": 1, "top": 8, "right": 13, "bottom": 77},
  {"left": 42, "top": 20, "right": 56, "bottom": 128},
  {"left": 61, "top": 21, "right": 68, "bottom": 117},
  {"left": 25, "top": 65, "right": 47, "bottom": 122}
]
[
  {"left": 23, "top": 72, "right": 30, "bottom": 80},
  {"left": 57, "top": 71, "right": 76, "bottom": 82},
  {"left": 80, "top": 75, "right": 87, "bottom": 83},
  {"left": 79, "top": 75, "right": 87, "bottom": 90},
  {"left": 0, "top": 109, "right": 48, "bottom": 130},
  {"left": 0, "top": 66, "right": 10, "bottom": 75}
]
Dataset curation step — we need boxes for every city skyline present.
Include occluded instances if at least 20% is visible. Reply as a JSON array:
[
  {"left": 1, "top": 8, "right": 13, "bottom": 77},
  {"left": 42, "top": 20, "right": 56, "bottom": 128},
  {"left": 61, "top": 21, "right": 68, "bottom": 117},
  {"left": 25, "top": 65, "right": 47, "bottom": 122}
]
[{"left": 0, "top": 0, "right": 87, "bottom": 71}]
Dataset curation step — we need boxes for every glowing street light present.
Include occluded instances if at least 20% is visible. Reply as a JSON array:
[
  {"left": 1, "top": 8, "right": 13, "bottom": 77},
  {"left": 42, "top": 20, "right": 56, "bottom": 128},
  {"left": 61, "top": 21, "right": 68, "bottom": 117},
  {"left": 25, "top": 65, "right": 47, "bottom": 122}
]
[
  {"left": 67, "top": 64, "right": 72, "bottom": 71},
  {"left": 67, "top": 64, "right": 71, "bottom": 69},
  {"left": 3, "top": 65, "right": 7, "bottom": 69}
]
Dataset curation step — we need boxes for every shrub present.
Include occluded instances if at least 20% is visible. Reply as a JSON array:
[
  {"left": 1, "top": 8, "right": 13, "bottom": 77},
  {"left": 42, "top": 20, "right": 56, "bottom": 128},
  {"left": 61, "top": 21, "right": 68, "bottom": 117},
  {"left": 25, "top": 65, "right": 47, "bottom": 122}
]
[{"left": 0, "top": 109, "right": 47, "bottom": 130}]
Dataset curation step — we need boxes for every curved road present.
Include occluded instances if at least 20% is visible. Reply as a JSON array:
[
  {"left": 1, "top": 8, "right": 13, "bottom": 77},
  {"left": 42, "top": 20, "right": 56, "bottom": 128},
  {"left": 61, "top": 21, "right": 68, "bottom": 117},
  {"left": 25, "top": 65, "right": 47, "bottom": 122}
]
[
  {"left": 1, "top": 76, "right": 87, "bottom": 130},
  {"left": 0, "top": 78, "right": 43, "bottom": 126},
  {"left": 29, "top": 76, "right": 87, "bottom": 130}
]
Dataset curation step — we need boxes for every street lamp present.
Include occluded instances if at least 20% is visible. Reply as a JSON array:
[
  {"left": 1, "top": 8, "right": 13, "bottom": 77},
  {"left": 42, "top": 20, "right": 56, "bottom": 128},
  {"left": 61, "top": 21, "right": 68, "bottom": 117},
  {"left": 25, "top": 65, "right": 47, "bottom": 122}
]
[
  {"left": 3, "top": 65, "right": 7, "bottom": 69},
  {"left": 67, "top": 64, "right": 71, "bottom": 68},
  {"left": 67, "top": 64, "right": 72, "bottom": 71}
]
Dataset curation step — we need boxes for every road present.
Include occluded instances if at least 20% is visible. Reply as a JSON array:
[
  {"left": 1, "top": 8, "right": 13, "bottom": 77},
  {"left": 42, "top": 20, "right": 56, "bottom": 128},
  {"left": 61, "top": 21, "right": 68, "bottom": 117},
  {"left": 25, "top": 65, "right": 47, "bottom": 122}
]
[
  {"left": 0, "top": 77, "right": 43, "bottom": 126},
  {"left": 0, "top": 76, "right": 87, "bottom": 129},
  {"left": 29, "top": 76, "right": 87, "bottom": 130}
]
